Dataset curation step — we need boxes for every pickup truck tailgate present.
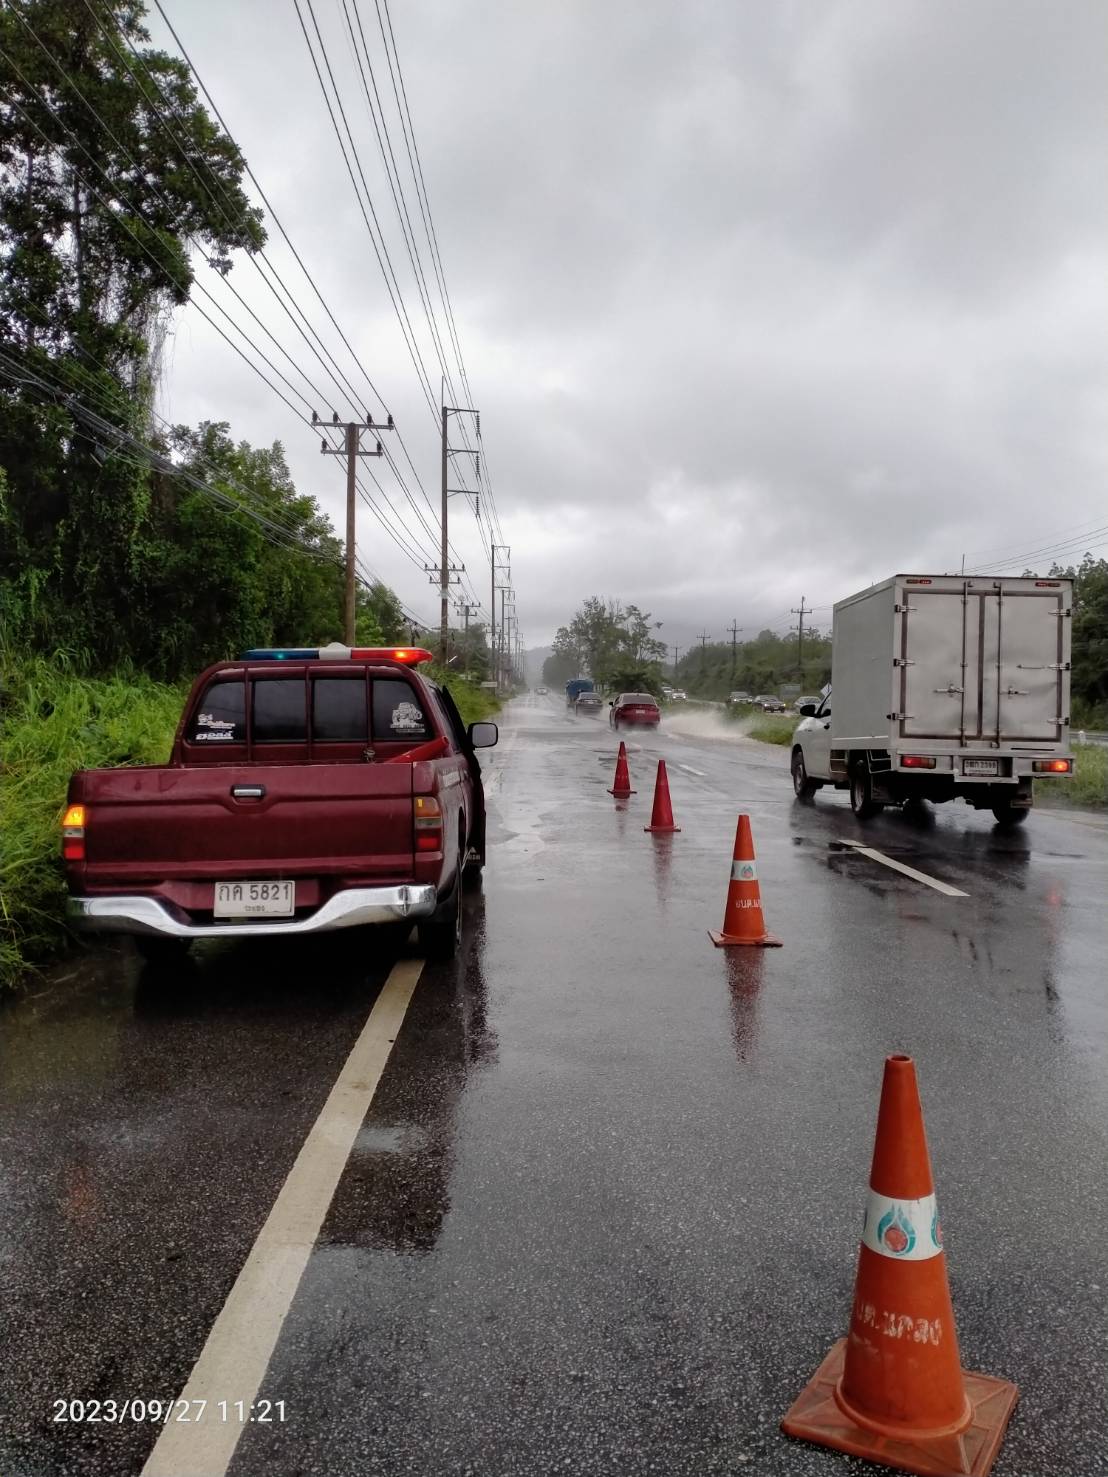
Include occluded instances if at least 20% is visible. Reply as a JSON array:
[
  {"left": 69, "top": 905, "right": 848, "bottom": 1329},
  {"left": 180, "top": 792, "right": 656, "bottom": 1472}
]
[{"left": 76, "top": 763, "right": 415, "bottom": 880}]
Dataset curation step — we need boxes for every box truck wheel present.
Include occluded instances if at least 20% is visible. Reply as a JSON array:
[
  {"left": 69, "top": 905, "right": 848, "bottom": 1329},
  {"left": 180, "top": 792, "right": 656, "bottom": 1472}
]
[
  {"left": 791, "top": 747, "right": 819, "bottom": 800},
  {"left": 992, "top": 799, "right": 1030, "bottom": 827},
  {"left": 849, "top": 761, "right": 884, "bottom": 819}
]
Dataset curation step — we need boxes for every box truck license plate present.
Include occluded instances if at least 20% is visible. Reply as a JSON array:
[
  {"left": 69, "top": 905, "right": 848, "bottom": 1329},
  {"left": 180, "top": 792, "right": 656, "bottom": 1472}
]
[
  {"left": 214, "top": 881, "right": 295, "bottom": 917},
  {"left": 963, "top": 759, "right": 999, "bottom": 776}
]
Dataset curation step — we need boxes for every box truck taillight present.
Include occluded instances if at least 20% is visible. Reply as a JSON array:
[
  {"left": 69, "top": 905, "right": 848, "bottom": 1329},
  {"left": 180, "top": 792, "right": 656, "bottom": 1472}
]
[
  {"left": 414, "top": 796, "right": 443, "bottom": 852},
  {"left": 901, "top": 755, "right": 936, "bottom": 769},
  {"left": 1033, "top": 759, "right": 1072, "bottom": 773},
  {"left": 62, "top": 804, "right": 86, "bottom": 860}
]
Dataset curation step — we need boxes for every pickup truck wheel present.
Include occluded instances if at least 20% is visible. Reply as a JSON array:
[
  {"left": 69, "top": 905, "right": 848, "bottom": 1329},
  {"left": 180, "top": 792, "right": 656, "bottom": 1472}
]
[
  {"left": 791, "top": 747, "right": 818, "bottom": 800},
  {"left": 133, "top": 935, "right": 191, "bottom": 966},
  {"left": 992, "top": 801, "right": 1030, "bottom": 827},
  {"left": 849, "top": 762, "right": 884, "bottom": 820},
  {"left": 417, "top": 875, "right": 462, "bottom": 962}
]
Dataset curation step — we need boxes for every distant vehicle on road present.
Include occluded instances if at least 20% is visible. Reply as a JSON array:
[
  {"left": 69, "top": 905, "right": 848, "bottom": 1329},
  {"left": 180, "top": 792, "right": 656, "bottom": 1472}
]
[
  {"left": 753, "top": 694, "right": 786, "bottom": 712},
  {"left": 610, "top": 693, "right": 661, "bottom": 730},
  {"left": 565, "top": 677, "right": 594, "bottom": 708},
  {"left": 793, "top": 694, "right": 820, "bottom": 712},
  {"left": 727, "top": 691, "right": 753, "bottom": 706},
  {"left": 669, "top": 689, "right": 688, "bottom": 701},
  {"left": 64, "top": 644, "right": 497, "bottom": 964},
  {"left": 574, "top": 691, "right": 603, "bottom": 716},
  {"left": 536, "top": 685, "right": 548, "bottom": 695},
  {"left": 790, "top": 573, "right": 1074, "bottom": 824}
]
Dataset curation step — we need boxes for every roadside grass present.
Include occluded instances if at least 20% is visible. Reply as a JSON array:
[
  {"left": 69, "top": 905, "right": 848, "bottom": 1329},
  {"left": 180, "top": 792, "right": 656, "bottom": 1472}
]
[
  {"left": 1037, "top": 740, "right": 1107, "bottom": 810},
  {"left": 0, "top": 655, "right": 184, "bottom": 991},
  {"left": 429, "top": 668, "right": 500, "bottom": 726}
]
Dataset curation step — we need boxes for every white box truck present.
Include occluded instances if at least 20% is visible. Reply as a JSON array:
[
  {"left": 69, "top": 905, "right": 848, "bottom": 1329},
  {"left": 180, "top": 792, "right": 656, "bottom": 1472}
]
[{"left": 790, "top": 573, "right": 1074, "bottom": 825}]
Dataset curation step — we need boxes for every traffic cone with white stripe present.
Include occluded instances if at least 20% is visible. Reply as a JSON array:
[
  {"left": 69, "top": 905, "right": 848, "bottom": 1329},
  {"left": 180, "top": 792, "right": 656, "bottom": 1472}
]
[
  {"left": 781, "top": 1054, "right": 1018, "bottom": 1476},
  {"left": 708, "top": 814, "right": 781, "bottom": 946},
  {"left": 608, "top": 740, "right": 636, "bottom": 798}
]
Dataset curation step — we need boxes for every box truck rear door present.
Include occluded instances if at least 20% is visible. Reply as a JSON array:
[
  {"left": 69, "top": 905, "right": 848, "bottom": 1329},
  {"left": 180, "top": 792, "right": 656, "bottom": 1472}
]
[
  {"left": 994, "top": 589, "right": 1066, "bottom": 742},
  {"left": 901, "top": 589, "right": 970, "bottom": 740}
]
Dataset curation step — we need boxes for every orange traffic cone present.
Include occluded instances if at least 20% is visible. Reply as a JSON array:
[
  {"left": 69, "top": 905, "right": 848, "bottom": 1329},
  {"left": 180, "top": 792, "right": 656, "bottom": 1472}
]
[
  {"left": 644, "top": 760, "right": 681, "bottom": 833},
  {"left": 708, "top": 814, "right": 781, "bottom": 946},
  {"left": 781, "top": 1054, "right": 1018, "bottom": 1476},
  {"left": 608, "top": 740, "right": 636, "bottom": 798}
]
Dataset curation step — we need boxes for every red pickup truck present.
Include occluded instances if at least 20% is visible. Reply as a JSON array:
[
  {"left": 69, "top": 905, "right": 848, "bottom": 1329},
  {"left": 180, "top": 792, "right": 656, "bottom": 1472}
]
[{"left": 63, "top": 644, "right": 497, "bottom": 964}]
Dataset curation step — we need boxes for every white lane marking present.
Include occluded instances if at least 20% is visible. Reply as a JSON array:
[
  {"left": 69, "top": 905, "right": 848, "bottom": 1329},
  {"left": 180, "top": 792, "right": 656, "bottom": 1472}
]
[
  {"left": 836, "top": 840, "right": 969, "bottom": 898},
  {"left": 676, "top": 763, "right": 706, "bottom": 777},
  {"left": 141, "top": 958, "right": 424, "bottom": 1477}
]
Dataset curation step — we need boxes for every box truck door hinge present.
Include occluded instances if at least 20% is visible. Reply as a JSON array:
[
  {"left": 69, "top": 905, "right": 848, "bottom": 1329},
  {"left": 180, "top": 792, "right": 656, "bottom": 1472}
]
[
  {"left": 886, "top": 712, "right": 914, "bottom": 721},
  {"left": 1003, "top": 688, "right": 1029, "bottom": 697},
  {"left": 893, "top": 603, "right": 917, "bottom": 613},
  {"left": 1048, "top": 608, "right": 1072, "bottom": 618},
  {"left": 892, "top": 657, "right": 915, "bottom": 667},
  {"left": 932, "top": 685, "right": 964, "bottom": 695}
]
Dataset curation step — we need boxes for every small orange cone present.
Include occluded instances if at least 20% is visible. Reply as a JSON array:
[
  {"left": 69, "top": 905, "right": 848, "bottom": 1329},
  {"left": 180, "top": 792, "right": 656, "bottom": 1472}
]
[
  {"left": 608, "top": 740, "right": 636, "bottom": 798},
  {"left": 781, "top": 1054, "right": 1018, "bottom": 1476},
  {"left": 644, "top": 760, "right": 681, "bottom": 833},
  {"left": 709, "top": 814, "right": 781, "bottom": 946}
]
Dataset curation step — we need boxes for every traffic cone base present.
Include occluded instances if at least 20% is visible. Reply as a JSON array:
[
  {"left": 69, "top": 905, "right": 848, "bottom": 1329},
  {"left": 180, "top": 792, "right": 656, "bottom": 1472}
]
[
  {"left": 644, "top": 759, "right": 680, "bottom": 832},
  {"left": 781, "top": 1338, "right": 1018, "bottom": 1477},
  {"left": 708, "top": 926, "right": 782, "bottom": 947}
]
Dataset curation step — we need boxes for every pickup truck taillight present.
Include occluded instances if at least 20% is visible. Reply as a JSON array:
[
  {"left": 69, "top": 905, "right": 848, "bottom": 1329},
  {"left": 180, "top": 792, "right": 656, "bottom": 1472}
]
[
  {"left": 413, "top": 796, "right": 443, "bottom": 852},
  {"left": 62, "top": 804, "right": 86, "bottom": 860}
]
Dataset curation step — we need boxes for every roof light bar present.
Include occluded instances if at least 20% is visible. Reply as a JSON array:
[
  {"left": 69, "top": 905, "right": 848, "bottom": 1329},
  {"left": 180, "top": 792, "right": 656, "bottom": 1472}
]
[{"left": 239, "top": 645, "right": 434, "bottom": 665}]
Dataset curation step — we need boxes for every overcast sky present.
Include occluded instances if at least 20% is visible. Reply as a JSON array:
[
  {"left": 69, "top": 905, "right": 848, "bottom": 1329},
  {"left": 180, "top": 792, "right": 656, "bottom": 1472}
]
[{"left": 150, "top": 0, "right": 1108, "bottom": 651}]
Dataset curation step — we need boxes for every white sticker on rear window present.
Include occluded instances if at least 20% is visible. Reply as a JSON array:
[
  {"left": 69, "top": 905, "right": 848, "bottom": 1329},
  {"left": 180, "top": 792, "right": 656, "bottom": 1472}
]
[
  {"left": 194, "top": 729, "right": 235, "bottom": 741},
  {"left": 197, "top": 711, "right": 236, "bottom": 730},
  {"left": 390, "top": 700, "right": 425, "bottom": 732}
]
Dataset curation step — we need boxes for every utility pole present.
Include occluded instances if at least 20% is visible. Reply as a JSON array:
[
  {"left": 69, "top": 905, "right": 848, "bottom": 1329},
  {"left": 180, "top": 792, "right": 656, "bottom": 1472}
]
[
  {"left": 432, "top": 396, "right": 480, "bottom": 663},
  {"left": 672, "top": 644, "right": 681, "bottom": 680},
  {"left": 697, "top": 629, "right": 711, "bottom": 677},
  {"left": 316, "top": 410, "right": 393, "bottom": 643},
  {"left": 728, "top": 619, "right": 743, "bottom": 680},
  {"left": 492, "top": 543, "right": 511, "bottom": 693},
  {"left": 791, "top": 596, "right": 810, "bottom": 678}
]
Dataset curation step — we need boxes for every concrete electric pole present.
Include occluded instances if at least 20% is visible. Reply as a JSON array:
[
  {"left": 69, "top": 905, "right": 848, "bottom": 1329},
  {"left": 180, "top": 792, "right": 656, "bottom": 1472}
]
[
  {"left": 791, "top": 596, "right": 811, "bottom": 678},
  {"left": 431, "top": 398, "right": 480, "bottom": 663},
  {"left": 315, "top": 410, "right": 394, "bottom": 644},
  {"left": 728, "top": 619, "right": 743, "bottom": 679}
]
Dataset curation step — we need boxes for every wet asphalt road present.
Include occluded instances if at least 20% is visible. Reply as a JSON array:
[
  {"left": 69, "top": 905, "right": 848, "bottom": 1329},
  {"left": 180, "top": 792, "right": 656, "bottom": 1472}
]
[{"left": 2, "top": 692, "right": 1107, "bottom": 1477}]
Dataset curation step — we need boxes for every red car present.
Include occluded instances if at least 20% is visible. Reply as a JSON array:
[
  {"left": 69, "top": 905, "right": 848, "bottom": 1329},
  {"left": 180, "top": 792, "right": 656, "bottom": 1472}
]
[{"left": 609, "top": 692, "right": 661, "bottom": 730}]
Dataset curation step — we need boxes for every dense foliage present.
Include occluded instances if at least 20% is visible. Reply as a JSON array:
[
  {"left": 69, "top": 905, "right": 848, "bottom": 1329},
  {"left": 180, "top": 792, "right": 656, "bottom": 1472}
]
[
  {"left": 542, "top": 598, "right": 667, "bottom": 689},
  {"left": 0, "top": 0, "right": 387, "bottom": 677}
]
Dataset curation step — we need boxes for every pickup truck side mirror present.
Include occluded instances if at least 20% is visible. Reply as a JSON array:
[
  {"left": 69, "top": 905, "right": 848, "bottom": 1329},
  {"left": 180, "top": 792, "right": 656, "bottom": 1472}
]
[
  {"left": 468, "top": 721, "right": 498, "bottom": 748},
  {"left": 798, "top": 703, "right": 817, "bottom": 717}
]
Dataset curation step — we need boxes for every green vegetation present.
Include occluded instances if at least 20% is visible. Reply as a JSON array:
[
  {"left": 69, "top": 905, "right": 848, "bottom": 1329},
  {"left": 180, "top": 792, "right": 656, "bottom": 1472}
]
[
  {"left": 542, "top": 599, "right": 667, "bottom": 692},
  {"left": 1037, "top": 741, "right": 1108, "bottom": 811},
  {"left": 0, "top": 653, "right": 183, "bottom": 989},
  {"left": 735, "top": 713, "right": 795, "bottom": 746}
]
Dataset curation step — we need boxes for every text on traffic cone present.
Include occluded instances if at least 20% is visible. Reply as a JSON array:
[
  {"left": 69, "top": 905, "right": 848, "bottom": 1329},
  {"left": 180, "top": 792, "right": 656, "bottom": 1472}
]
[
  {"left": 708, "top": 813, "right": 781, "bottom": 947},
  {"left": 781, "top": 1054, "right": 1018, "bottom": 1477},
  {"left": 608, "top": 740, "right": 636, "bottom": 798},
  {"left": 645, "top": 759, "right": 680, "bottom": 832}
]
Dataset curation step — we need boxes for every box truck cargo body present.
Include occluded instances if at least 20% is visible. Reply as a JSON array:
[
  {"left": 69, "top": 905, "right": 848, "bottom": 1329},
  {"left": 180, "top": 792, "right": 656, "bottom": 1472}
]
[{"left": 791, "top": 574, "right": 1073, "bottom": 823}]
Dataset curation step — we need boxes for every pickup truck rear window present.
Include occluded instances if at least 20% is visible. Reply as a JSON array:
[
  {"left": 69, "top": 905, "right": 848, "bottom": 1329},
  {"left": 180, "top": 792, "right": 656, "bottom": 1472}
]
[
  {"left": 373, "top": 678, "right": 430, "bottom": 740},
  {"left": 253, "top": 679, "right": 307, "bottom": 742},
  {"left": 188, "top": 678, "right": 246, "bottom": 743},
  {"left": 312, "top": 675, "right": 368, "bottom": 741}
]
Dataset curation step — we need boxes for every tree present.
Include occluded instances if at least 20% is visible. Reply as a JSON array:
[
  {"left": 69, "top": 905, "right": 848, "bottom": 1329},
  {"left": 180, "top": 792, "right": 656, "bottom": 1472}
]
[{"left": 0, "top": 0, "right": 264, "bottom": 665}]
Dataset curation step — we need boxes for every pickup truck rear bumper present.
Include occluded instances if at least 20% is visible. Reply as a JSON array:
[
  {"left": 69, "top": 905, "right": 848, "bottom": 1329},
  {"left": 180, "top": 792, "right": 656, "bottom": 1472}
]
[{"left": 67, "top": 885, "right": 437, "bottom": 939}]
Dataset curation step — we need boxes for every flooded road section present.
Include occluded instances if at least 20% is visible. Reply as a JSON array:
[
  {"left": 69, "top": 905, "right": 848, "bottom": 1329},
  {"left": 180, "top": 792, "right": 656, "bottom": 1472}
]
[{"left": 2, "top": 691, "right": 1106, "bottom": 1476}]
